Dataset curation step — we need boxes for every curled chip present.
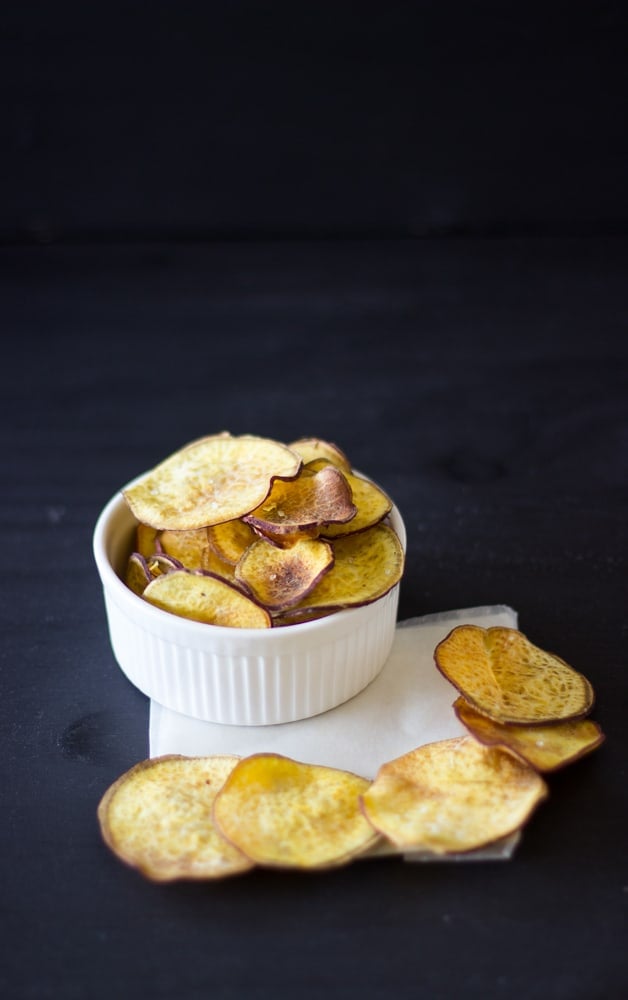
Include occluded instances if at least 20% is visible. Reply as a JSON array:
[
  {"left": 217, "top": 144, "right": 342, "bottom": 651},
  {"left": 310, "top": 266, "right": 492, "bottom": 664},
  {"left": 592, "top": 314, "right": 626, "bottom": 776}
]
[
  {"left": 360, "top": 736, "right": 548, "bottom": 855},
  {"left": 97, "top": 755, "right": 253, "bottom": 881},
  {"left": 207, "top": 518, "right": 257, "bottom": 565},
  {"left": 295, "top": 523, "right": 404, "bottom": 611},
  {"left": 143, "top": 569, "right": 271, "bottom": 628},
  {"left": 125, "top": 552, "right": 152, "bottom": 596},
  {"left": 123, "top": 433, "right": 302, "bottom": 530},
  {"left": 146, "top": 553, "right": 185, "bottom": 575},
  {"left": 235, "top": 537, "right": 334, "bottom": 611},
  {"left": 289, "top": 437, "right": 352, "bottom": 473},
  {"left": 244, "top": 465, "right": 357, "bottom": 544},
  {"left": 434, "top": 625, "right": 595, "bottom": 725},
  {"left": 319, "top": 470, "right": 393, "bottom": 538},
  {"left": 453, "top": 697, "right": 605, "bottom": 773},
  {"left": 213, "top": 753, "right": 380, "bottom": 869}
]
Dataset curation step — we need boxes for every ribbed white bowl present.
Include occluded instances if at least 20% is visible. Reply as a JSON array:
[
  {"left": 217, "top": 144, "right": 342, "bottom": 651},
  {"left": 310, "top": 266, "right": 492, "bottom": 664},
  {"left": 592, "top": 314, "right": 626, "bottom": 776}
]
[{"left": 93, "top": 485, "right": 405, "bottom": 726}]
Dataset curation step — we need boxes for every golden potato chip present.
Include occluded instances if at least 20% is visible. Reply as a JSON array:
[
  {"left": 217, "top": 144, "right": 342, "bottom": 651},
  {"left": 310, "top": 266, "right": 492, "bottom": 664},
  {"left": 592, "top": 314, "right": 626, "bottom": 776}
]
[
  {"left": 123, "top": 433, "right": 302, "bottom": 530},
  {"left": 207, "top": 518, "right": 257, "bottom": 565},
  {"left": 97, "top": 755, "right": 253, "bottom": 881},
  {"left": 235, "top": 537, "right": 334, "bottom": 611},
  {"left": 213, "top": 754, "right": 379, "bottom": 869},
  {"left": 125, "top": 552, "right": 151, "bottom": 595},
  {"left": 199, "top": 545, "right": 237, "bottom": 583},
  {"left": 453, "top": 697, "right": 605, "bottom": 772},
  {"left": 159, "top": 527, "right": 210, "bottom": 570},
  {"left": 244, "top": 465, "right": 356, "bottom": 543},
  {"left": 289, "top": 437, "right": 352, "bottom": 473},
  {"left": 143, "top": 569, "right": 271, "bottom": 628},
  {"left": 146, "top": 553, "right": 184, "bottom": 576},
  {"left": 434, "top": 625, "right": 595, "bottom": 724},
  {"left": 360, "top": 736, "right": 548, "bottom": 854},
  {"left": 135, "top": 522, "right": 160, "bottom": 558},
  {"left": 295, "top": 523, "right": 404, "bottom": 611},
  {"left": 319, "top": 471, "right": 393, "bottom": 538}
]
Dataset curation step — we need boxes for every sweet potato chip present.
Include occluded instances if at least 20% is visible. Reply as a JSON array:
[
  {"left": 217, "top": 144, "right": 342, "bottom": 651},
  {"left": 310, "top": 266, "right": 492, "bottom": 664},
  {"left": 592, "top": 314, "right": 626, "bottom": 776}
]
[
  {"left": 434, "top": 625, "right": 595, "bottom": 724},
  {"left": 453, "top": 697, "right": 605, "bottom": 772},
  {"left": 244, "top": 465, "right": 356, "bottom": 543},
  {"left": 143, "top": 569, "right": 271, "bottom": 628},
  {"left": 159, "top": 527, "right": 210, "bottom": 570},
  {"left": 213, "top": 754, "right": 379, "bottom": 869},
  {"left": 123, "top": 433, "right": 302, "bottom": 530},
  {"left": 97, "top": 755, "right": 253, "bottom": 881},
  {"left": 125, "top": 552, "right": 151, "bottom": 595},
  {"left": 206, "top": 518, "right": 257, "bottom": 565},
  {"left": 289, "top": 437, "right": 352, "bottom": 473},
  {"left": 235, "top": 537, "right": 334, "bottom": 611},
  {"left": 295, "top": 523, "right": 404, "bottom": 611},
  {"left": 135, "top": 522, "right": 161, "bottom": 558},
  {"left": 199, "top": 546, "right": 237, "bottom": 582},
  {"left": 360, "top": 736, "right": 548, "bottom": 854},
  {"left": 319, "top": 471, "right": 393, "bottom": 538},
  {"left": 146, "top": 553, "right": 185, "bottom": 576}
]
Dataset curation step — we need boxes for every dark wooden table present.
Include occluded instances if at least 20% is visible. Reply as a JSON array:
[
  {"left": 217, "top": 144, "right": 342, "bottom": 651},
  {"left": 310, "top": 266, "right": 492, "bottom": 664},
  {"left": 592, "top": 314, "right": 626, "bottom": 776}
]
[{"left": 2, "top": 236, "right": 626, "bottom": 999}]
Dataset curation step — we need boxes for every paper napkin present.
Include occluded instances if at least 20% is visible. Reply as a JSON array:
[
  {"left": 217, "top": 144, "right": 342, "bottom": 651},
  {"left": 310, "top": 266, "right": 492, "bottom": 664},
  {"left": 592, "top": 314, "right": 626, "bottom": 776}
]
[{"left": 150, "top": 604, "right": 520, "bottom": 862}]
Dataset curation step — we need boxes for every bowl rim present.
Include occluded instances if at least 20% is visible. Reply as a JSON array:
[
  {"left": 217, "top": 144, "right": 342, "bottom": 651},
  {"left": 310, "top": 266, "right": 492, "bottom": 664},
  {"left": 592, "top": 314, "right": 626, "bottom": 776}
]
[{"left": 93, "top": 480, "right": 406, "bottom": 643}]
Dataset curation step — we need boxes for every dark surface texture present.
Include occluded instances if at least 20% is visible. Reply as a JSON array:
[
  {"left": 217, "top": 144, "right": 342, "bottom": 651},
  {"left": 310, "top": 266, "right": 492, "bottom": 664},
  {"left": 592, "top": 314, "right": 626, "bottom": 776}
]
[
  {"left": 2, "top": 237, "right": 627, "bottom": 1000},
  {"left": 2, "top": 1, "right": 628, "bottom": 240}
]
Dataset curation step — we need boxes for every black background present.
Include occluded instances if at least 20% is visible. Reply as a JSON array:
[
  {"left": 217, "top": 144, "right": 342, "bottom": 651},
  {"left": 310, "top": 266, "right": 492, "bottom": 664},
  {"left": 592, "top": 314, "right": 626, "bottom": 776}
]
[{"left": 2, "top": 3, "right": 627, "bottom": 999}]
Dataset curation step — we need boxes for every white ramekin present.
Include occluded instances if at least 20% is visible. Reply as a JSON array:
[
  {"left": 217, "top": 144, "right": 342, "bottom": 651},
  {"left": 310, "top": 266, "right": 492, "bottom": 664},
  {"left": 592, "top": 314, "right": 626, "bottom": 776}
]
[{"left": 93, "top": 484, "right": 406, "bottom": 726}]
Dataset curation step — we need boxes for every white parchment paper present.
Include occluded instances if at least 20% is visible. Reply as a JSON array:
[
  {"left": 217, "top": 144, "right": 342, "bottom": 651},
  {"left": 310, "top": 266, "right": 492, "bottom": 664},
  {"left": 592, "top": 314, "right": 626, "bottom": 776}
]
[{"left": 150, "top": 604, "right": 520, "bottom": 862}]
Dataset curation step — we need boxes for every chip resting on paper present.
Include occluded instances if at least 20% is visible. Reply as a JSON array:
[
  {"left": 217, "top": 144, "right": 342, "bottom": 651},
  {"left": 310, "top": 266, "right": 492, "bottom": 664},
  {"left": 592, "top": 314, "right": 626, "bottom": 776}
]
[
  {"left": 360, "top": 736, "right": 548, "bottom": 855},
  {"left": 434, "top": 625, "right": 595, "bottom": 724},
  {"left": 453, "top": 697, "right": 605, "bottom": 772},
  {"left": 213, "top": 753, "right": 380, "bottom": 869},
  {"left": 123, "top": 433, "right": 302, "bottom": 530},
  {"left": 97, "top": 755, "right": 253, "bottom": 881}
]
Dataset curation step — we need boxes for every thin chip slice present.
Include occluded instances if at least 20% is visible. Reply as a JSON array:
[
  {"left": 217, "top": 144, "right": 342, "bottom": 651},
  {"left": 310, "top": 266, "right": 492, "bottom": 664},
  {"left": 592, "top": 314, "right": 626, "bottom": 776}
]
[
  {"left": 453, "top": 697, "right": 605, "bottom": 772},
  {"left": 207, "top": 518, "right": 257, "bottom": 565},
  {"left": 146, "top": 553, "right": 185, "bottom": 576},
  {"left": 294, "top": 523, "right": 404, "bottom": 611},
  {"left": 143, "top": 569, "right": 271, "bottom": 628},
  {"left": 434, "top": 625, "right": 595, "bottom": 724},
  {"left": 200, "top": 545, "right": 237, "bottom": 583},
  {"left": 135, "top": 522, "right": 161, "bottom": 558},
  {"left": 123, "top": 433, "right": 302, "bottom": 530},
  {"left": 213, "top": 753, "right": 380, "bottom": 869},
  {"left": 159, "top": 527, "right": 210, "bottom": 570},
  {"left": 244, "top": 465, "right": 356, "bottom": 543},
  {"left": 360, "top": 736, "right": 548, "bottom": 854},
  {"left": 97, "top": 755, "right": 254, "bottom": 881},
  {"left": 125, "top": 552, "right": 152, "bottom": 595},
  {"left": 319, "top": 471, "right": 393, "bottom": 538},
  {"left": 289, "top": 437, "right": 353, "bottom": 473},
  {"left": 235, "top": 537, "right": 334, "bottom": 611}
]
